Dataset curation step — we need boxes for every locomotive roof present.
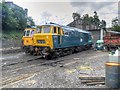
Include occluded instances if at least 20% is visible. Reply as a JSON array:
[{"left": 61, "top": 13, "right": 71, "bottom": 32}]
[{"left": 40, "top": 23, "right": 91, "bottom": 34}]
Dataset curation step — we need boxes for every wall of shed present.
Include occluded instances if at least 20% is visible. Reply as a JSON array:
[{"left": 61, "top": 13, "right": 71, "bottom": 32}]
[{"left": 89, "top": 30, "right": 100, "bottom": 44}]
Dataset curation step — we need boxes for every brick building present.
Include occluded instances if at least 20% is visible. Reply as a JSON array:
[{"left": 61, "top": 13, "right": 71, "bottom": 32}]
[{"left": 67, "top": 19, "right": 101, "bottom": 44}]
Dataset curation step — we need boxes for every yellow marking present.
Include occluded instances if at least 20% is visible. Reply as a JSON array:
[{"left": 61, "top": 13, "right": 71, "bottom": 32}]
[
  {"left": 105, "top": 62, "right": 120, "bottom": 66},
  {"left": 66, "top": 69, "right": 76, "bottom": 74},
  {"left": 77, "top": 66, "right": 93, "bottom": 70}
]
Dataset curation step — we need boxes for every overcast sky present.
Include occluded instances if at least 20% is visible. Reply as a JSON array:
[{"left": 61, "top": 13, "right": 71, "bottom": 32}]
[{"left": 5, "top": 0, "right": 120, "bottom": 27}]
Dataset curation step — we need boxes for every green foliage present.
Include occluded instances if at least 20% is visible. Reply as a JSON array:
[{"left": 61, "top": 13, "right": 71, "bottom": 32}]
[
  {"left": 112, "top": 25, "right": 120, "bottom": 32},
  {"left": 112, "top": 17, "right": 119, "bottom": 26},
  {"left": 93, "top": 11, "right": 100, "bottom": 27},
  {"left": 100, "top": 20, "right": 106, "bottom": 29},
  {"left": 2, "top": 2, "right": 19, "bottom": 32},
  {"left": 27, "top": 17, "right": 35, "bottom": 26},
  {"left": 2, "top": 30, "right": 23, "bottom": 40},
  {"left": 2, "top": 2, "right": 35, "bottom": 34},
  {"left": 112, "top": 17, "right": 120, "bottom": 32},
  {"left": 72, "top": 12, "right": 81, "bottom": 20},
  {"left": 72, "top": 11, "right": 106, "bottom": 29}
]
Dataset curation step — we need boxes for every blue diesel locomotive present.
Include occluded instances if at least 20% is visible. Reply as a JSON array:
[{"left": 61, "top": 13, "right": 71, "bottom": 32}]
[{"left": 28, "top": 23, "right": 93, "bottom": 59}]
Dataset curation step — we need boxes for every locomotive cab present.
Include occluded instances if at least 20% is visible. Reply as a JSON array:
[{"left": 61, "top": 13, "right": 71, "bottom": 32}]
[
  {"left": 32, "top": 25, "right": 63, "bottom": 56},
  {"left": 22, "top": 28, "right": 36, "bottom": 54}
]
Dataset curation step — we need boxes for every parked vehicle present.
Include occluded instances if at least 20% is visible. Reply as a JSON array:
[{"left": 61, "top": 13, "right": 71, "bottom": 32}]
[
  {"left": 103, "top": 31, "right": 120, "bottom": 51},
  {"left": 95, "top": 40, "right": 104, "bottom": 50}
]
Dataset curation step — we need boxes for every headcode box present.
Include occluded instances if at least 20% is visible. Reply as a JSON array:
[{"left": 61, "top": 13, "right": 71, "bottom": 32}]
[{"left": 109, "top": 50, "right": 120, "bottom": 63}]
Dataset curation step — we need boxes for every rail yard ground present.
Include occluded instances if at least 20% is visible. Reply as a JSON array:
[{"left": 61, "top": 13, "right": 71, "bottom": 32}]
[{"left": 1, "top": 49, "right": 109, "bottom": 88}]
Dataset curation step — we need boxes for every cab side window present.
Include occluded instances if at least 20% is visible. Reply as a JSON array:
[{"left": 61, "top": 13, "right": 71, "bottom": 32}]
[
  {"left": 58, "top": 27, "right": 61, "bottom": 34},
  {"left": 53, "top": 27, "right": 57, "bottom": 33},
  {"left": 24, "top": 31, "right": 26, "bottom": 36},
  {"left": 26, "top": 30, "right": 30, "bottom": 36},
  {"left": 31, "top": 30, "right": 34, "bottom": 36},
  {"left": 37, "top": 27, "right": 42, "bottom": 33}
]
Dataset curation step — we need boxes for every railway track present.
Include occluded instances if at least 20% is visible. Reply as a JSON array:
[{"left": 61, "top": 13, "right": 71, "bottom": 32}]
[
  {"left": 2, "top": 55, "right": 42, "bottom": 68},
  {"left": 2, "top": 54, "right": 70, "bottom": 87}
]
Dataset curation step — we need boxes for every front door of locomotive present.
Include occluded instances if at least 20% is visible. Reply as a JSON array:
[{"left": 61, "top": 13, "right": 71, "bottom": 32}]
[{"left": 52, "top": 26, "right": 63, "bottom": 48}]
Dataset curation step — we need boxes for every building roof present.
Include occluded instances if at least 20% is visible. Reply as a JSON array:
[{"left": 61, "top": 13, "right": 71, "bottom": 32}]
[{"left": 106, "top": 30, "right": 120, "bottom": 34}]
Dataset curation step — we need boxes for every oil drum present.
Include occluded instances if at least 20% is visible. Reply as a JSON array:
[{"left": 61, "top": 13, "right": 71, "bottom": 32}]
[{"left": 105, "top": 62, "right": 120, "bottom": 88}]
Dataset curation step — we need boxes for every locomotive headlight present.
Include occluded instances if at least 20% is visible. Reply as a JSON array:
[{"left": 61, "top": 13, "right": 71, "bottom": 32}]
[{"left": 46, "top": 36, "right": 48, "bottom": 39}]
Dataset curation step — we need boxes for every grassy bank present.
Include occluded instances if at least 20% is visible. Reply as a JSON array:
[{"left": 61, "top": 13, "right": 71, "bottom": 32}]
[
  {"left": 2, "top": 30, "right": 23, "bottom": 48},
  {"left": 2, "top": 30, "right": 23, "bottom": 40}
]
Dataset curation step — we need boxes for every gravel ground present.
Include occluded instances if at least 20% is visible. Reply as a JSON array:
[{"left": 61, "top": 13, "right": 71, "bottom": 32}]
[
  {"left": 2, "top": 49, "right": 109, "bottom": 88},
  {"left": 1, "top": 47, "right": 22, "bottom": 54}
]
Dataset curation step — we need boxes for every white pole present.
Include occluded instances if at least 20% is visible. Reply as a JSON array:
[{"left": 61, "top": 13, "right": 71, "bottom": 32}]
[{"left": 100, "top": 29, "right": 103, "bottom": 40}]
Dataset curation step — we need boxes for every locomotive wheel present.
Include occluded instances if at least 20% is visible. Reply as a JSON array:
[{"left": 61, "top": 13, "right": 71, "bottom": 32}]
[
  {"left": 45, "top": 54, "right": 52, "bottom": 60},
  {"left": 25, "top": 50, "right": 29, "bottom": 54},
  {"left": 30, "top": 51, "right": 33, "bottom": 55},
  {"left": 32, "top": 51, "right": 37, "bottom": 56}
]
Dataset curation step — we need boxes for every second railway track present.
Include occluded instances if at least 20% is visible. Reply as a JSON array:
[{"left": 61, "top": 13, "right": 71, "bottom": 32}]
[{"left": 2, "top": 54, "right": 70, "bottom": 87}]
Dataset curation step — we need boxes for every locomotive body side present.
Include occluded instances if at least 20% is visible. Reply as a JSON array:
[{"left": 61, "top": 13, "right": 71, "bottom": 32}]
[{"left": 52, "top": 27, "right": 93, "bottom": 49}]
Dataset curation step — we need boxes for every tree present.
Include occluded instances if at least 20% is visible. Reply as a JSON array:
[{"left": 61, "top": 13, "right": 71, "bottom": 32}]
[
  {"left": 82, "top": 14, "right": 90, "bottom": 29},
  {"left": 71, "top": 11, "right": 105, "bottom": 30},
  {"left": 27, "top": 17, "right": 35, "bottom": 27},
  {"left": 112, "top": 25, "right": 120, "bottom": 32},
  {"left": 11, "top": 6, "right": 27, "bottom": 31},
  {"left": 2, "top": 2, "right": 35, "bottom": 33},
  {"left": 93, "top": 11, "right": 100, "bottom": 29},
  {"left": 112, "top": 17, "right": 119, "bottom": 26},
  {"left": 2, "top": 2, "right": 18, "bottom": 32},
  {"left": 100, "top": 20, "right": 106, "bottom": 30},
  {"left": 112, "top": 17, "right": 120, "bottom": 32},
  {"left": 72, "top": 12, "right": 80, "bottom": 21}
]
